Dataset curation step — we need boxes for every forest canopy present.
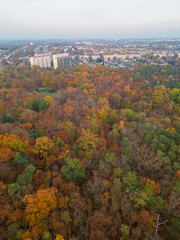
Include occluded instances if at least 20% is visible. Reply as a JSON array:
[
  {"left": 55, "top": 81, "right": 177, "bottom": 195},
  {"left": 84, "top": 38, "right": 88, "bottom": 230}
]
[{"left": 0, "top": 63, "right": 179, "bottom": 240}]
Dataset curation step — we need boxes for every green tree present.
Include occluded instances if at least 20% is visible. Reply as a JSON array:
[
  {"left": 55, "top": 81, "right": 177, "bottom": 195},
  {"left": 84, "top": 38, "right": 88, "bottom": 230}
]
[
  {"left": 121, "top": 137, "right": 132, "bottom": 158},
  {"left": 105, "top": 152, "right": 117, "bottom": 165},
  {"left": 112, "top": 178, "right": 122, "bottom": 191},
  {"left": 2, "top": 114, "right": 14, "bottom": 123},
  {"left": 113, "top": 168, "right": 123, "bottom": 177},
  {"left": 8, "top": 183, "right": 20, "bottom": 197},
  {"left": 16, "top": 175, "right": 27, "bottom": 185},
  {"left": 53, "top": 136, "right": 65, "bottom": 148},
  {"left": 24, "top": 164, "right": 36, "bottom": 184},
  {"left": 122, "top": 171, "right": 138, "bottom": 192},
  {"left": 62, "top": 157, "right": 85, "bottom": 185},
  {"left": 12, "top": 152, "right": 29, "bottom": 168}
]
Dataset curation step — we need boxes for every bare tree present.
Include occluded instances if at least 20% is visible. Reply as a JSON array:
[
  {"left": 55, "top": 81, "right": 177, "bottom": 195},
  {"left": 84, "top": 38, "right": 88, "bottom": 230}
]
[{"left": 154, "top": 214, "right": 169, "bottom": 240}]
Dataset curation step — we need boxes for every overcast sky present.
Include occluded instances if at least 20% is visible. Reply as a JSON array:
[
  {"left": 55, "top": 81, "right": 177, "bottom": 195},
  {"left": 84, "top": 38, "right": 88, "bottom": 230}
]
[{"left": 0, "top": 0, "right": 179, "bottom": 39}]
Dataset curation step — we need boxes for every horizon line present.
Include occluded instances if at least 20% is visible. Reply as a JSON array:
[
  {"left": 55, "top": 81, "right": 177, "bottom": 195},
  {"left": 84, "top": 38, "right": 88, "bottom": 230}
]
[{"left": 0, "top": 37, "right": 180, "bottom": 41}]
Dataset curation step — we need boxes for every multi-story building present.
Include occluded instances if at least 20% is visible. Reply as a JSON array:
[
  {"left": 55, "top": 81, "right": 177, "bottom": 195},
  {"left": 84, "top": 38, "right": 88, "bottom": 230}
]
[
  {"left": 30, "top": 52, "right": 73, "bottom": 68},
  {"left": 53, "top": 57, "right": 73, "bottom": 69},
  {"left": 30, "top": 53, "right": 52, "bottom": 68}
]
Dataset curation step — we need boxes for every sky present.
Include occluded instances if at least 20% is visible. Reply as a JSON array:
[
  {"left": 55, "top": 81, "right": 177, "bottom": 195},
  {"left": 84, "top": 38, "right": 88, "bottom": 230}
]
[{"left": 0, "top": 0, "right": 180, "bottom": 39}]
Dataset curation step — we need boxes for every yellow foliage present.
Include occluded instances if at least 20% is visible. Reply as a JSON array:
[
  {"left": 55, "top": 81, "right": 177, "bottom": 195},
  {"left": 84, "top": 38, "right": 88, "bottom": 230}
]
[
  {"left": 0, "top": 133, "right": 28, "bottom": 153},
  {"left": 44, "top": 95, "right": 53, "bottom": 104},
  {"left": 97, "top": 97, "right": 110, "bottom": 110},
  {"left": 166, "top": 127, "right": 175, "bottom": 133},
  {"left": 110, "top": 128, "right": 120, "bottom": 137},
  {"left": 82, "top": 89, "right": 89, "bottom": 95},
  {"left": 9, "top": 139, "right": 28, "bottom": 153},
  {"left": 0, "top": 133, "right": 19, "bottom": 147},
  {"left": 33, "top": 136, "right": 54, "bottom": 158},
  {"left": 89, "top": 88, "right": 96, "bottom": 94},
  {"left": 98, "top": 107, "right": 108, "bottom": 124},
  {"left": 165, "top": 117, "right": 171, "bottom": 125},
  {"left": 76, "top": 129, "right": 99, "bottom": 159}
]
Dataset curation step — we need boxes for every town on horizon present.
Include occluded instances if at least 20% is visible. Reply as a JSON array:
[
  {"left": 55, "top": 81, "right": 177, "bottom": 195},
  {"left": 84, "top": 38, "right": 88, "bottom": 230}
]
[{"left": 1, "top": 39, "right": 180, "bottom": 69}]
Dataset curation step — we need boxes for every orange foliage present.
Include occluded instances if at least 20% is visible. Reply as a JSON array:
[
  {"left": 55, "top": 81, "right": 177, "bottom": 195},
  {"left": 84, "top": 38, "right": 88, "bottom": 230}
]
[
  {"left": 19, "top": 122, "right": 33, "bottom": 131},
  {"left": 9, "top": 209, "right": 23, "bottom": 223},
  {"left": 55, "top": 234, "right": 64, "bottom": 240},
  {"left": 67, "top": 87, "right": 77, "bottom": 95},
  {"left": 20, "top": 109, "right": 38, "bottom": 122},
  {"left": 0, "top": 147, "right": 15, "bottom": 163},
  {"left": 172, "top": 170, "right": 180, "bottom": 183},
  {"left": 59, "top": 196, "right": 69, "bottom": 209},
  {"left": 101, "top": 192, "right": 110, "bottom": 206},
  {"left": 23, "top": 188, "right": 57, "bottom": 228},
  {"left": 0, "top": 133, "right": 19, "bottom": 147},
  {"left": 139, "top": 177, "right": 161, "bottom": 194},
  {"left": 82, "top": 72, "right": 88, "bottom": 78},
  {"left": 132, "top": 209, "right": 157, "bottom": 232},
  {"left": 0, "top": 204, "right": 12, "bottom": 224},
  {"left": 64, "top": 100, "right": 75, "bottom": 118},
  {"left": 0, "top": 133, "right": 28, "bottom": 153}
]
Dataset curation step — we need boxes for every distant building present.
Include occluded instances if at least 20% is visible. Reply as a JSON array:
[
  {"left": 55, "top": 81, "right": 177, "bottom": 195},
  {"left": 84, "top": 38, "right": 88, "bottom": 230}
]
[
  {"left": 34, "top": 52, "right": 52, "bottom": 57},
  {"left": 30, "top": 54, "right": 52, "bottom": 68},
  {"left": 30, "top": 52, "right": 73, "bottom": 69},
  {"left": 53, "top": 56, "right": 73, "bottom": 69},
  {"left": 79, "top": 55, "right": 89, "bottom": 60},
  {"left": 127, "top": 53, "right": 141, "bottom": 59},
  {"left": 90, "top": 54, "right": 101, "bottom": 61},
  {"left": 53, "top": 53, "right": 69, "bottom": 59},
  {"left": 104, "top": 54, "right": 126, "bottom": 61}
]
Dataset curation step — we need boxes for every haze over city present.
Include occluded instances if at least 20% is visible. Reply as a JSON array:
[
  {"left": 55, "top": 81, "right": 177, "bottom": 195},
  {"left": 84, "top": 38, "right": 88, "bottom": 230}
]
[{"left": 0, "top": 0, "right": 180, "bottom": 39}]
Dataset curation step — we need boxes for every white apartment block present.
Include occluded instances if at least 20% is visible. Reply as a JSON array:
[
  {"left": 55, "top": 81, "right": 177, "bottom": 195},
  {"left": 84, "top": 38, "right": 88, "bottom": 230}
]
[
  {"left": 103, "top": 53, "right": 142, "bottom": 61},
  {"left": 30, "top": 53, "right": 71, "bottom": 68},
  {"left": 30, "top": 54, "right": 52, "bottom": 68}
]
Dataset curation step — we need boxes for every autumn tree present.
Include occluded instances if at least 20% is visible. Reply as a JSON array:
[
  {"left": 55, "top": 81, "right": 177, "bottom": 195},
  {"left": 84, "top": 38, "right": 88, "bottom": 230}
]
[
  {"left": 23, "top": 188, "right": 57, "bottom": 229},
  {"left": 33, "top": 136, "right": 54, "bottom": 159},
  {"left": 12, "top": 152, "right": 29, "bottom": 168},
  {"left": 76, "top": 129, "right": 99, "bottom": 159},
  {"left": 62, "top": 157, "right": 85, "bottom": 185}
]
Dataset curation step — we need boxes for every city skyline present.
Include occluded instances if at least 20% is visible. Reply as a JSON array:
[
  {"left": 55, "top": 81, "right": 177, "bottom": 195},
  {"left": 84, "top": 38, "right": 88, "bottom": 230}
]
[{"left": 0, "top": 0, "right": 180, "bottom": 39}]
